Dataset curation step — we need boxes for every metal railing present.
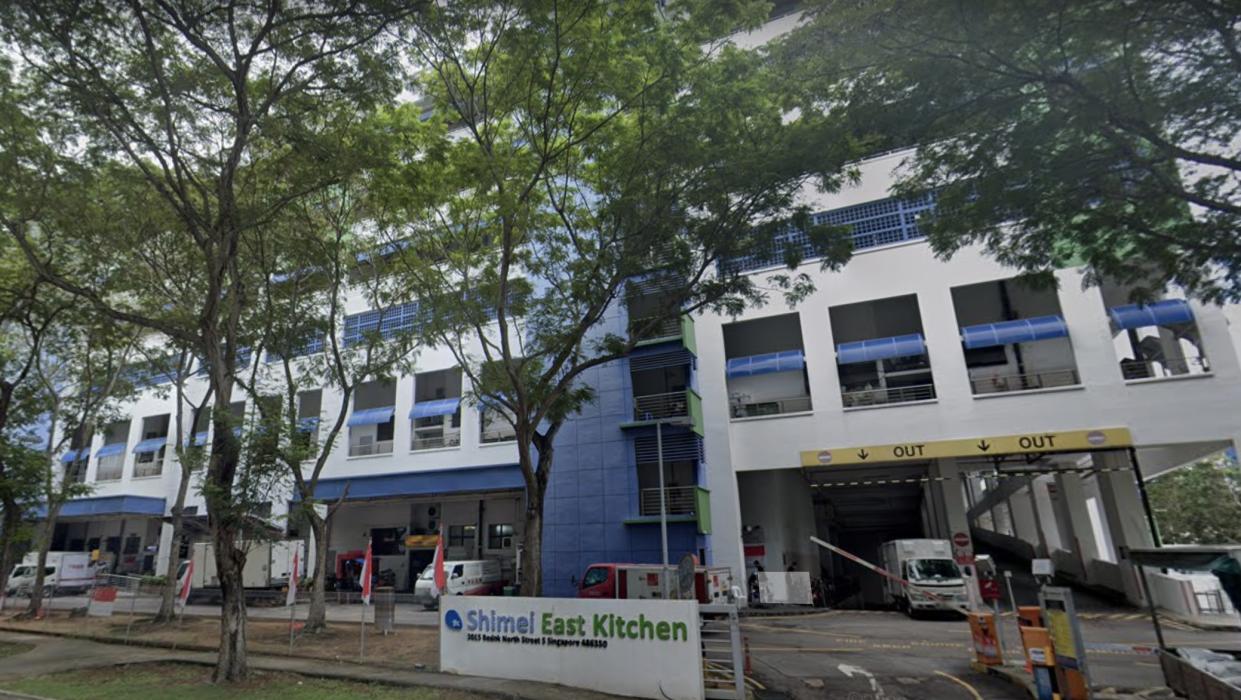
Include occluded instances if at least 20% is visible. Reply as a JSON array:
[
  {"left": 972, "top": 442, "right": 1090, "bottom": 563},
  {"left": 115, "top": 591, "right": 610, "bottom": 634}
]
[
  {"left": 730, "top": 394, "right": 812, "bottom": 418},
  {"left": 639, "top": 486, "right": 697, "bottom": 516},
  {"left": 1120, "top": 356, "right": 1210, "bottom": 380},
  {"left": 348, "top": 439, "right": 393, "bottom": 457},
  {"left": 629, "top": 316, "right": 681, "bottom": 342},
  {"left": 841, "top": 383, "right": 936, "bottom": 408},
  {"left": 412, "top": 430, "right": 461, "bottom": 451},
  {"left": 95, "top": 455, "right": 124, "bottom": 481},
  {"left": 633, "top": 390, "right": 690, "bottom": 421},
  {"left": 969, "top": 367, "right": 1080, "bottom": 395},
  {"left": 132, "top": 459, "right": 164, "bottom": 478}
]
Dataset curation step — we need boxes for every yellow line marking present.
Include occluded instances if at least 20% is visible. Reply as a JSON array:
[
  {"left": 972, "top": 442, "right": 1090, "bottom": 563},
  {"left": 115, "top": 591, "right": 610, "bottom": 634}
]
[
  {"left": 934, "top": 670, "right": 983, "bottom": 700},
  {"left": 750, "top": 645, "right": 862, "bottom": 654},
  {"left": 741, "top": 621, "right": 864, "bottom": 641}
]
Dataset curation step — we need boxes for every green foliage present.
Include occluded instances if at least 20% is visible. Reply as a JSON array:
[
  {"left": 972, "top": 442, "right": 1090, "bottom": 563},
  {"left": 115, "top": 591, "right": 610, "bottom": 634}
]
[
  {"left": 780, "top": 0, "right": 1241, "bottom": 302},
  {"left": 1148, "top": 458, "right": 1241, "bottom": 545}
]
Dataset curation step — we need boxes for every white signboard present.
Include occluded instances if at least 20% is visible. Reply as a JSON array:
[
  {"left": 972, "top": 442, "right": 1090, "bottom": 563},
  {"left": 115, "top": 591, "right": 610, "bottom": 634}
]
[
  {"left": 441, "top": 595, "right": 704, "bottom": 700},
  {"left": 756, "top": 572, "right": 813, "bottom": 605}
]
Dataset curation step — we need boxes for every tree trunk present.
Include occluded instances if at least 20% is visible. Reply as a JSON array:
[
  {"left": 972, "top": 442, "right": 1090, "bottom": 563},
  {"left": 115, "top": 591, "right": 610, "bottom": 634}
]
[
  {"left": 0, "top": 502, "right": 23, "bottom": 602},
  {"left": 519, "top": 502, "right": 543, "bottom": 597},
  {"left": 212, "top": 525, "right": 248, "bottom": 682},
  {"left": 22, "top": 513, "right": 56, "bottom": 617},
  {"left": 304, "top": 513, "right": 329, "bottom": 633},
  {"left": 154, "top": 466, "right": 194, "bottom": 623}
]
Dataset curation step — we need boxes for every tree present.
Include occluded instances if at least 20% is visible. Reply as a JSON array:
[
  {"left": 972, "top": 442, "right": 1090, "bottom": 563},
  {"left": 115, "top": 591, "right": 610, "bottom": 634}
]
[
  {"left": 384, "top": 0, "right": 858, "bottom": 595},
  {"left": 20, "top": 310, "right": 139, "bottom": 618},
  {"left": 239, "top": 145, "right": 427, "bottom": 632},
  {"left": 778, "top": 0, "right": 1241, "bottom": 302},
  {"left": 1149, "top": 456, "right": 1241, "bottom": 545},
  {"left": 1, "top": 1, "right": 414, "bottom": 680}
]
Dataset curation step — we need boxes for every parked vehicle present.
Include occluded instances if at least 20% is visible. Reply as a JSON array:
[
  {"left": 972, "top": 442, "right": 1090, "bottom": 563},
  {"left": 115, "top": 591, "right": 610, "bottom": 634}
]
[
  {"left": 413, "top": 559, "right": 504, "bottom": 609},
  {"left": 6, "top": 552, "right": 94, "bottom": 596},
  {"left": 880, "top": 539, "right": 968, "bottom": 615},
  {"left": 576, "top": 562, "right": 734, "bottom": 604},
  {"left": 188, "top": 539, "right": 304, "bottom": 602}
]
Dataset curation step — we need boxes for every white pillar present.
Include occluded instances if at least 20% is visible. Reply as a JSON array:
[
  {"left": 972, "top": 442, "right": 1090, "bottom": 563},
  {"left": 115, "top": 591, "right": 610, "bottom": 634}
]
[
  {"left": 1023, "top": 479, "right": 1049, "bottom": 557},
  {"left": 1053, "top": 472, "right": 1099, "bottom": 582},
  {"left": 933, "top": 459, "right": 982, "bottom": 610},
  {"left": 156, "top": 521, "right": 175, "bottom": 576},
  {"left": 1094, "top": 451, "right": 1154, "bottom": 605}
]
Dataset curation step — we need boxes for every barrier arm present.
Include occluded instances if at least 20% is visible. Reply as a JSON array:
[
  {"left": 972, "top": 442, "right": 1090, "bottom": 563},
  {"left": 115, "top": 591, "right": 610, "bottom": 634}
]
[{"left": 809, "top": 536, "right": 953, "bottom": 606}]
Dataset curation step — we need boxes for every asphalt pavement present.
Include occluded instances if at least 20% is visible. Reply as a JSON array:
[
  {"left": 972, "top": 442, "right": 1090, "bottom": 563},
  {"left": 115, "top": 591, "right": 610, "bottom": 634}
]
[{"left": 743, "top": 607, "right": 1238, "bottom": 699}]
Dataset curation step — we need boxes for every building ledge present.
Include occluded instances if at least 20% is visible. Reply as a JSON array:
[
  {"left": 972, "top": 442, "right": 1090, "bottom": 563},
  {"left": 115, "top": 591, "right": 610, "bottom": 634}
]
[
  {"left": 841, "top": 398, "right": 938, "bottom": 413},
  {"left": 972, "top": 384, "right": 1084, "bottom": 400},
  {"left": 1124, "top": 371, "right": 1213, "bottom": 387},
  {"left": 409, "top": 445, "right": 462, "bottom": 455},
  {"left": 623, "top": 514, "right": 698, "bottom": 526},
  {"left": 729, "top": 410, "right": 814, "bottom": 424},
  {"left": 345, "top": 451, "right": 396, "bottom": 461}
]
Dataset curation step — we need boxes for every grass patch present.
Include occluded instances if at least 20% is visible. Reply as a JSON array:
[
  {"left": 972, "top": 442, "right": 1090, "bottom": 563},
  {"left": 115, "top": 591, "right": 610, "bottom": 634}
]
[
  {"left": 0, "top": 662, "right": 484, "bottom": 700},
  {"left": 0, "top": 641, "right": 33, "bottom": 658}
]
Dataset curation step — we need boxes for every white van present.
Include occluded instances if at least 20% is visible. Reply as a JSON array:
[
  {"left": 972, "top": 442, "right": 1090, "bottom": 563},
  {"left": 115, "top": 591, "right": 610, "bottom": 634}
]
[
  {"left": 413, "top": 559, "right": 503, "bottom": 609},
  {"left": 880, "top": 539, "right": 968, "bottom": 615},
  {"left": 6, "top": 552, "right": 95, "bottom": 596}
]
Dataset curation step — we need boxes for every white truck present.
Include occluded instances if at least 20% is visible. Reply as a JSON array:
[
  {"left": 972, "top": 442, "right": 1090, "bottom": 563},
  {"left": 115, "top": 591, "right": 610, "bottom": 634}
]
[
  {"left": 6, "top": 551, "right": 95, "bottom": 596},
  {"left": 880, "top": 539, "right": 968, "bottom": 616},
  {"left": 189, "top": 539, "right": 304, "bottom": 603}
]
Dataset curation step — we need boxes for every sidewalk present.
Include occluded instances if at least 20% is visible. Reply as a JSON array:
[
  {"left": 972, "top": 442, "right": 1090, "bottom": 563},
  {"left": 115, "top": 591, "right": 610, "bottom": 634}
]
[{"left": 0, "top": 630, "right": 624, "bottom": 700}]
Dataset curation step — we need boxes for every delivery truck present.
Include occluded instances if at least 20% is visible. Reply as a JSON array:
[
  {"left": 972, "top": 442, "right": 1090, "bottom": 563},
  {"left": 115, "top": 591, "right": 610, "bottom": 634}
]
[
  {"left": 576, "top": 562, "right": 735, "bottom": 604},
  {"left": 412, "top": 559, "right": 504, "bottom": 609},
  {"left": 6, "top": 551, "right": 95, "bottom": 596},
  {"left": 880, "top": 539, "right": 968, "bottom": 616},
  {"left": 188, "top": 539, "right": 304, "bottom": 603}
]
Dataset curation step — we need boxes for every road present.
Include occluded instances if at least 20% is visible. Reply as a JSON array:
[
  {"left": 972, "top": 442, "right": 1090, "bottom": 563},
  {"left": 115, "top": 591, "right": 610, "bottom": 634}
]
[{"left": 743, "top": 608, "right": 1238, "bottom": 699}]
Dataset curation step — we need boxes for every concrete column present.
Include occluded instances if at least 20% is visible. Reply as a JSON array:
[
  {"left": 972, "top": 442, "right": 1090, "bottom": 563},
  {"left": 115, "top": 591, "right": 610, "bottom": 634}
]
[
  {"left": 156, "top": 521, "right": 175, "bottom": 576},
  {"left": 932, "top": 459, "right": 982, "bottom": 609},
  {"left": 1023, "top": 479, "right": 1049, "bottom": 557},
  {"left": 1052, "top": 472, "right": 1100, "bottom": 582},
  {"left": 1094, "top": 451, "right": 1154, "bottom": 605}
]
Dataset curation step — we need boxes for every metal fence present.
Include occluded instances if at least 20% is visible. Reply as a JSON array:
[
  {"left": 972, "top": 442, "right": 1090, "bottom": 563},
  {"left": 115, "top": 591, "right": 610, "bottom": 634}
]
[
  {"left": 1120, "top": 356, "right": 1210, "bottom": 380},
  {"left": 639, "top": 486, "right": 697, "bottom": 516},
  {"left": 841, "top": 382, "right": 936, "bottom": 408},
  {"left": 633, "top": 391, "right": 690, "bottom": 421},
  {"left": 970, "top": 367, "right": 1080, "bottom": 395},
  {"left": 730, "top": 394, "right": 812, "bottom": 418}
]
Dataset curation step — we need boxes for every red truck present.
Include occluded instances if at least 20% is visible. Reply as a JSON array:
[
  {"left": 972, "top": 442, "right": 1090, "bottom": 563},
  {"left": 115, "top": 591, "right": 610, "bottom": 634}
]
[{"left": 576, "top": 562, "right": 735, "bottom": 604}]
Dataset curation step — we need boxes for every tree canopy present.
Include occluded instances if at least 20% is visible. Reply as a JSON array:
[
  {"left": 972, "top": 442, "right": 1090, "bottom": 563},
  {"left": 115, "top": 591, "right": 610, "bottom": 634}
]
[
  {"left": 779, "top": 0, "right": 1241, "bottom": 302},
  {"left": 1149, "top": 457, "right": 1241, "bottom": 545}
]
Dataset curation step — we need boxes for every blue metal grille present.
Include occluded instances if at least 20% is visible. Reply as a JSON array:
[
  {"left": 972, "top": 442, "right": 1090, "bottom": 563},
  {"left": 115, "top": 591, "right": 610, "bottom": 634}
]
[
  {"left": 266, "top": 335, "right": 326, "bottom": 363},
  {"left": 721, "top": 193, "right": 936, "bottom": 274},
  {"left": 343, "top": 302, "right": 421, "bottom": 346}
]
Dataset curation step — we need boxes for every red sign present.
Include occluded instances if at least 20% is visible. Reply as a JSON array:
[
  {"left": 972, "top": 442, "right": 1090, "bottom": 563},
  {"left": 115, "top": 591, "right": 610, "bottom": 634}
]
[
  {"left": 953, "top": 532, "right": 971, "bottom": 548},
  {"left": 952, "top": 532, "right": 974, "bottom": 566}
]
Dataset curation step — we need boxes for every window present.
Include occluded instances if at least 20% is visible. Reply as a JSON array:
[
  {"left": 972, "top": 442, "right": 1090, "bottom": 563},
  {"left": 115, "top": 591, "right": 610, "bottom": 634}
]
[
  {"left": 448, "top": 524, "right": 476, "bottom": 548},
  {"left": 450, "top": 564, "right": 465, "bottom": 579},
  {"left": 487, "top": 523, "right": 514, "bottom": 549},
  {"left": 582, "top": 567, "right": 609, "bottom": 588},
  {"left": 124, "top": 535, "right": 141, "bottom": 555}
]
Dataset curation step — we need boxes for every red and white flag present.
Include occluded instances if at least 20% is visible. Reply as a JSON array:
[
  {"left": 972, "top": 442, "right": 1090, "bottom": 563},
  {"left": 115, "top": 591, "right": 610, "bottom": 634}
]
[
  {"left": 286, "top": 549, "right": 299, "bottom": 607},
  {"left": 431, "top": 525, "right": 447, "bottom": 598},
  {"left": 178, "top": 559, "right": 194, "bottom": 608},
  {"left": 360, "top": 538, "right": 373, "bottom": 605}
]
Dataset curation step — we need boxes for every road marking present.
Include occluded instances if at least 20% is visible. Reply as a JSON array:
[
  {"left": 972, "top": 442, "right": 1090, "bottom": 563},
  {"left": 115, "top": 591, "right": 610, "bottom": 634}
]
[
  {"left": 750, "top": 645, "right": 863, "bottom": 654},
  {"left": 839, "top": 664, "right": 885, "bottom": 698},
  {"left": 934, "top": 670, "right": 983, "bottom": 700},
  {"left": 741, "top": 621, "right": 863, "bottom": 641}
]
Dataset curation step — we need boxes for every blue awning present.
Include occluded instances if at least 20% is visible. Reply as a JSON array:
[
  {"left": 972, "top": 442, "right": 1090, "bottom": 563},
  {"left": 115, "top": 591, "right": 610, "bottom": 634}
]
[
  {"left": 836, "top": 334, "right": 926, "bottom": 365},
  {"left": 185, "top": 431, "right": 209, "bottom": 447},
  {"left": 60, "top": 448, "right": 86, "bottom": 464},
  {"left": 347, "top": 406, "right": 395, "bottom": 427},
  {"left": 95, "top": 443, "right": 126, "bottom": 458},
  {"left": 960, "top": 315, "right": 1069, "bottom": 349},
  {"left": 132, "top": 437, "right": 167, "bottom": 454},
  {"left": 1108, "top": 299, "right": 1194, "bottom": 330},
  {"left": 33, "top": 495, "right": 166, "bottom": 519},
  {"left": 299, "top": 463, "right": 524, "bottom": 502},
  {"left": 410, "top": 397, "right": 462, "bottom": 419},
  {"left": 726, "top": 350, "right": 805, "bottom": 379},
  {"left": 297, "top": 417, "right": 320, "bottom": 432}
]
